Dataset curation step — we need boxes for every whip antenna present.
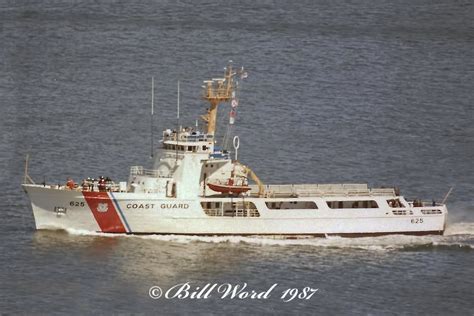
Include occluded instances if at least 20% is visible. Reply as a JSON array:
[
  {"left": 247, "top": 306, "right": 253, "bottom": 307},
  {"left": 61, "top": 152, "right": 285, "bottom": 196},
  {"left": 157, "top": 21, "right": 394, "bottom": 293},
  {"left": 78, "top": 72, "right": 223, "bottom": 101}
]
[
  {"left": 176, "top": 80, "right": 180, "bottom": 162},
  {"left": 150, "top": 76, "right": 155, "bottom": 158},
  {"left": 441, "top": 186, "right": 454, "bottom": 204}
]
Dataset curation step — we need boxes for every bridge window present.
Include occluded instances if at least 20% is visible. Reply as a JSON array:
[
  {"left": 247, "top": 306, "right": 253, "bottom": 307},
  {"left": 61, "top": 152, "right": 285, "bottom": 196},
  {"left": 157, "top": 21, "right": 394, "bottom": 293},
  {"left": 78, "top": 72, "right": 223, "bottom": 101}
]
[
  {"left": 326, "top": 200, "right": 378, "bottom": 209},
  {"left": 265, "top": 201, "right": 318, "bottom": 210}
]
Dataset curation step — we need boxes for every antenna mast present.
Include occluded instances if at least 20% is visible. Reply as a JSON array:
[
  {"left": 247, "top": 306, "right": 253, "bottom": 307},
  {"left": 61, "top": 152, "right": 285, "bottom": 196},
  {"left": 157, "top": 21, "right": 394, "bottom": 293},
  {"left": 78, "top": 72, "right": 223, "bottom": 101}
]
[
  {"left": 202, "top": 61, "right": 240, "bottom": 136},
  {"left": 150, "top": 76, "right": 154, "bottom": 158},
  {"left": 176, "top": 80, "right": 180, "bottom": 162},
  {"left": 222, "top": 80, "right": 242, "bottom": 150}
]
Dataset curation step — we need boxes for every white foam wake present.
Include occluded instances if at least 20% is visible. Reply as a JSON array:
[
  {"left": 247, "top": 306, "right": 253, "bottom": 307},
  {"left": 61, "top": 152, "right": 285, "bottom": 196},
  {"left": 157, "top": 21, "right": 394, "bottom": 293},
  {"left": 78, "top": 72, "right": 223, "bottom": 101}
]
[
  {"left": 141, "top": 234, "right": 474, "bottom": 250},
  {"left": 444, "top": 222, "right": 474, "bottom": 236},
  {"left": 64, "top": 228, "right": 120, "bottom": 237},
  {"left": 63, "top": 224, "right": 474, "bottom": 251}
]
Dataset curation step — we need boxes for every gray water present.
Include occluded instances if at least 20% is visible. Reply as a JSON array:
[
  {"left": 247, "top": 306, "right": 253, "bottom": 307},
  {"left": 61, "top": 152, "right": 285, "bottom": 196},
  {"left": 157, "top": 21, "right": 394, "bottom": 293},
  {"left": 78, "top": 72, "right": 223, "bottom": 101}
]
[{"left": 1, "top": 0, "right": 473, "bottom": 314}]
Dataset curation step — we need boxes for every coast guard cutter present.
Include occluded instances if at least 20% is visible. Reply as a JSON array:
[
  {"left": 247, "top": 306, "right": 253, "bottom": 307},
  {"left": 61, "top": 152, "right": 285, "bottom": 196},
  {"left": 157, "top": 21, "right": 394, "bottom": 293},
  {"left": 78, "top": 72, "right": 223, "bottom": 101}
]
[{"left": 22, "top": 64, "right": 448, "bottom": 236}]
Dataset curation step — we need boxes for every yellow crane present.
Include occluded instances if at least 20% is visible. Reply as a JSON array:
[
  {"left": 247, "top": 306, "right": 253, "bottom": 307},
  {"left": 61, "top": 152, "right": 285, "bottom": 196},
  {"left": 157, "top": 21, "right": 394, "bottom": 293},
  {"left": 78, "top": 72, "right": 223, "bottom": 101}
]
[{"left": 237, "top": 163, "right": 265, "bottom": 197}]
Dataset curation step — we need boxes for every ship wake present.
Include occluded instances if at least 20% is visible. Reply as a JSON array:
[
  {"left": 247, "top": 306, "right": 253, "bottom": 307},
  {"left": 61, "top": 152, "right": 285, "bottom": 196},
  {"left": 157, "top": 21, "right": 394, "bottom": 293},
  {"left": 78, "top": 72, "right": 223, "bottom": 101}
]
[{"left": 63, "top": 221, "right": 474, "bottom": 251}]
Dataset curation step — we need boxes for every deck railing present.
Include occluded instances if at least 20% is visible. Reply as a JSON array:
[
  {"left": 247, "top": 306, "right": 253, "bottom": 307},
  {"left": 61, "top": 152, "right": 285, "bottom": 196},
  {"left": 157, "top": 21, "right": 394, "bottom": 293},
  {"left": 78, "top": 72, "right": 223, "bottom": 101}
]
[
  {"left": 247, "top": 184, "right": 397, "bottom": 197},
  {"left": 129, "top": 166, "right": 170, "bottom": 178}
]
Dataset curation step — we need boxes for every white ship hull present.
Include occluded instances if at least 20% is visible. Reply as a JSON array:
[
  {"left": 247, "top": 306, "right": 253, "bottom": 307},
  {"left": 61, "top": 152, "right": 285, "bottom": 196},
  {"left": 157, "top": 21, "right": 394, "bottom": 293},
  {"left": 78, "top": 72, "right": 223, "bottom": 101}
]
[{"left": 24, "top": 185, "right": 447, "bottom": 237}]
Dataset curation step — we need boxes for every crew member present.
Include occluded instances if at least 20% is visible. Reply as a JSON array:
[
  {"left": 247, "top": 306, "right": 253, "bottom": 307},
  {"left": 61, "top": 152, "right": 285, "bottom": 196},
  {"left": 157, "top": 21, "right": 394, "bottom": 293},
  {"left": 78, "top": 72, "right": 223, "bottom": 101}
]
[
  {"left": 105, "top": 177, "right": 112, "bottom": 191},
  {"left": 81, "top": 179, "right": 88, "bottom": 191},
  {"left": 98, "top": 176, "right": 106, "bottom": 192},
  {"left": 87, "top": 177, "right": 93, "bottom": 191}
]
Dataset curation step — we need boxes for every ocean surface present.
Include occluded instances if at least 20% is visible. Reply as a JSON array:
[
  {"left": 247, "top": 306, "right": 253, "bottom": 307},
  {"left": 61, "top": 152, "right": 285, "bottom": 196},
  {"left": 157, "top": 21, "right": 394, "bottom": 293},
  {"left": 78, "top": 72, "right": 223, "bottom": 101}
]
[{"left": 1, "top": 0, "right": 473, "bottom": 314}]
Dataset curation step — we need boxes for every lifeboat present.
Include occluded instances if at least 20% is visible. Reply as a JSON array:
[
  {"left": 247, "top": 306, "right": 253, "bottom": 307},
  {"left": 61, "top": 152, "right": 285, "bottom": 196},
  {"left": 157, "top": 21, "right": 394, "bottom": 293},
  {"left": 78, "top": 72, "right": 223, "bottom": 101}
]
[{"left": 207, "top": 178, "right": 251, "bottom": 194}]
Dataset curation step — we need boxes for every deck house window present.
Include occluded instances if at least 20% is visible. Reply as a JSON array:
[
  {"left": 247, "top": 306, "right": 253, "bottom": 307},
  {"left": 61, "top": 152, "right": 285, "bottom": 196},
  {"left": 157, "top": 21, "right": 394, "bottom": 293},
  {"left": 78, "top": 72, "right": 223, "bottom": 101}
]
[
  {"left": 265, "top": 201, "right": 318, "bottom": 210},
  {"left": 326, "top": 200, "right": 378, "bottom": 209}
]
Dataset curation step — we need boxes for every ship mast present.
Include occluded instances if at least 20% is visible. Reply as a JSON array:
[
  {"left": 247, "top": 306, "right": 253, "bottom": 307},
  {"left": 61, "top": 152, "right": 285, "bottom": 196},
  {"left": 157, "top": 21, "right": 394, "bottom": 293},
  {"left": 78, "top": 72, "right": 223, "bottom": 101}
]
[{"left": 202, "top": 62, "right": 238, "bottom": 135}]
